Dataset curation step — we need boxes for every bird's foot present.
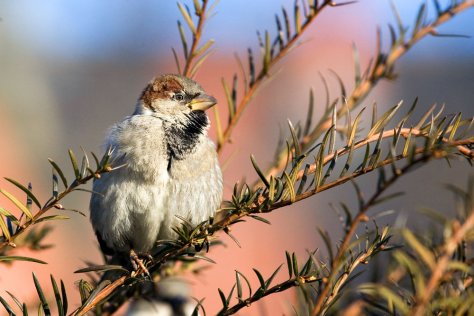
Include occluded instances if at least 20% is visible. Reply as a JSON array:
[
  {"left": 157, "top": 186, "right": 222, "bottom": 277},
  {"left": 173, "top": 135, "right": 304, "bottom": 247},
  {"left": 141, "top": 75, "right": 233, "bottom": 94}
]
[{"left": 129, "top": 249, "right": 151, "bottom": 278}]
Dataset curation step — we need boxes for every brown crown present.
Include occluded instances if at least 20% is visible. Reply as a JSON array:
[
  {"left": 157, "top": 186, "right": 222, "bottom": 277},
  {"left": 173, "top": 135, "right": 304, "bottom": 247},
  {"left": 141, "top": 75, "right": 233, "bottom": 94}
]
[{"left": 140, "top": 76, "right": 184, "bottom": 108}]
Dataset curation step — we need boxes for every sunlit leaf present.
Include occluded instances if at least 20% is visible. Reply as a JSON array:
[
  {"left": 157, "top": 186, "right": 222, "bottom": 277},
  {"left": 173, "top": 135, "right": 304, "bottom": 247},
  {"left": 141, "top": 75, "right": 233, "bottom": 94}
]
[
  {"left": 74, "top": 265, "right": 129, "bottom": 274},
  {"left": 402, "top": 230, "right": 435, "bottom": 269},
  {"left": 177, "top": 2, "right": 196, "bottom": 34},
  {"left": 250, "top": 155, "right": 270, "bottom": 188},
  {"left": 4, "top": 178, "right": 41, "bottom": 209},
  {"left": 0, "top": 189, "right": 33, "bottom": 220},
  {"left": 68, "top": 149, "right": 80, "bottom": 180},
  {"left": 368, "top": 101, "right": 403, "bottom": 138}
]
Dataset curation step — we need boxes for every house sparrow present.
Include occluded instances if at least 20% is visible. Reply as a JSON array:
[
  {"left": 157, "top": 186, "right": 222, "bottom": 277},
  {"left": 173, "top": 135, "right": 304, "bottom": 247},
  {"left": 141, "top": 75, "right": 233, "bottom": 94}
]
[{"left": 90, "top": 74, "right": 223, "bottom": 268}]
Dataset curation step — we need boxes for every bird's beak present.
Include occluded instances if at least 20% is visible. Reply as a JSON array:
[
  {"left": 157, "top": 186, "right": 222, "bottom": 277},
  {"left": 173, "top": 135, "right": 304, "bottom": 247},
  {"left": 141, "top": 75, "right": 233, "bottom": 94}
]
[{"left": 188, "top": 94, "right": 217, "bottom": 111}]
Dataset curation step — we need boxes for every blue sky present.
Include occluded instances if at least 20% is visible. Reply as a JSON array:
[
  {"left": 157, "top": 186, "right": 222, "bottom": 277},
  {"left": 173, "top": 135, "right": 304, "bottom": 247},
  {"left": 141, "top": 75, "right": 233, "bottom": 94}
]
[{"left": 1, "top": 0, "right": 473, "bottom": 60}]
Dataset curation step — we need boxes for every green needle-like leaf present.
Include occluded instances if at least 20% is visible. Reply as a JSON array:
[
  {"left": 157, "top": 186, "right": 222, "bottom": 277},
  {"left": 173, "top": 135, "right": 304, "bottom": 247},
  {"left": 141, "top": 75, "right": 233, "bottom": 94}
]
[
  {"left": 4, "top": 178, "right": 41, "bottom": 209},
  {"left": 0, "top": 256, "right": 47, "bottom": 264},
  {"left": 34, "top": 215, "right": 70, "bottom": 224},
  {"left": 47, "top": 159, "right": 68, "bottom": 189},
  {"left": 288, "top": 120, "right": 301, "bottom": 158},
  {"left": 177, "top": 21, "right": 188, "bottom": 60},
  {"left": 286, "top": 251, "right": 293, "bottom": 278},
  {"left": 0, "top": 214, "right": 11, "bottom": 241},
  {"left": 235, "top": 271, "right": 243, "bottom": 300},
  {"left": 0, "top": 189, "right": 33, "bottom": 220},
  {"left": 60, "top": 280, "right": 68, "bottom": 315},
  {"left": 265, "top": 264, "right": 283, "bottom": 289},
  {"left": 250, "top": 155, "right": 270, "bottom": 188},
  {"left": 352, "top": 42, "right": 361, "bottom": 85},
  {"left": 368, "top": 101, "right": 403, "bottom": 138},
  {"left": 402, "top": 230, "right": 436, "bottom": 269},
  {"left": 33, "top": 273, "right": 51, "bottom": 316},
  {"left": 50, "top": 275, "right": 64, "bottom": 316},
  {"left": 177, "top": 2, "right": 196, "bottom": 34},
  {"left": 68, "top": 149, "right": 80, "bottom": 180},
  {"left": 194, "top": 39, "right": 215, "bottom": 57},
  {"left": 236, "top": 270, "right": 252, "bottom": 298},
  {"left": 253, "top": 268, "right": 266, "bottom": 290},
  {"left": 413, "top": 3, "right": 427, "bottom": 37},
  {"left": 263, "top": 31, "right": 271, "bottom": 74},
  {"left": 6, "top": 291, "right": 23, "bottom": 311},
  {"left": 292, "top": 252, "right": 299, "bottom": 277},
  {"left": 0, "top": 296, "right": 15, "bottom": 316},
  {"left": 283, "top": 172, "right": 296, "bottom": 202},
  {"left": 218, "top": 288, "right": 227, "bottom": 308}
]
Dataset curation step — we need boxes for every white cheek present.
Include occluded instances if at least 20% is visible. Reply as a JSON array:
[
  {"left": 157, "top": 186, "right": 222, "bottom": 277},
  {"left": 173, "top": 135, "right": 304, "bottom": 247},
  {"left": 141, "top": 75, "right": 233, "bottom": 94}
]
[
  {"left": 133, "top": 101, "right": 155, "bottom": 116},
  {"left": 151, "top": 99, "right": 174, "bottom": 109},
  {"left": 141, "top": 107, "right": 154, "bottom": 116},
  {"left": 151, "top": 99, "right": 192, "bottom": 117}
]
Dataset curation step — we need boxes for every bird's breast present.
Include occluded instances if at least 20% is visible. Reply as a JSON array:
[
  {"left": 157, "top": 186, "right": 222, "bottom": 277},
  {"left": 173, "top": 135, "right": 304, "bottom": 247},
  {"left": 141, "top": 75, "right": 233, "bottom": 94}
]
[{"left": 109, "top": 115, "right": 169, "bottom": 183}]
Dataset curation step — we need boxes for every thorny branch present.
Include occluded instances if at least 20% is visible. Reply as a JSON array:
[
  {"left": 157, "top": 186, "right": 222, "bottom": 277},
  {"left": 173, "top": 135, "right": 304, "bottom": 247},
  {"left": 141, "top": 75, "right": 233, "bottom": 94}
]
[
  {"left": 72, "top": 130, "right": 474, "bottom": 315},
  {"left": 0, "top": 149, "right": 115, "bottom": 252},
  {"left": 216, "top": 0, "right": 344, "bottom": 153},
  {"left": 1, "top": 1, "right": 474, "bottom": 315},
  {"left": 219, "top": 275, "right": 319, "bottom": 316},
  {"left": 261, "top": 0, "right": 474, "bottom": 183}
]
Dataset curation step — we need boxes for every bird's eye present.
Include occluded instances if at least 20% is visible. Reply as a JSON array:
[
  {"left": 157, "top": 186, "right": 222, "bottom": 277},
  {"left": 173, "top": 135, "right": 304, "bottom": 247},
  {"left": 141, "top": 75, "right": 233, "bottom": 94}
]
[{"left": 174, "top": 93, "right": 185, "bottom": 101}]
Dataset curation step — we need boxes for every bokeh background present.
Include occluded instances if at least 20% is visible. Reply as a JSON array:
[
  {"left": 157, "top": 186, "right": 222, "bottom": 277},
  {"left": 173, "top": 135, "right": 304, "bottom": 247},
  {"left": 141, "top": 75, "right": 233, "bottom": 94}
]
[{"left": 0, "top": 0, "right": 473, "bottom": 315}]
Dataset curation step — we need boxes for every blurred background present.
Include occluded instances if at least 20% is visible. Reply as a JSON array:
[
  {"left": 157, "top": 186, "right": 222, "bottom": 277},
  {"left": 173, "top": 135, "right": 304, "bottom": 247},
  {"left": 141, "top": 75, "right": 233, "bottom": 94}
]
[{"left": 0, "top": 0, "right": 473, "bottom": 314}]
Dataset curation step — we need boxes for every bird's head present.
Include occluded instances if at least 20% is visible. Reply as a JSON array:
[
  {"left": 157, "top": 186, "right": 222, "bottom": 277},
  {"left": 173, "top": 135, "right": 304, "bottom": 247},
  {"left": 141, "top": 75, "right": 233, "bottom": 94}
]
[{"left": 135, "top": 74, "right": 217, "bottom": 119}]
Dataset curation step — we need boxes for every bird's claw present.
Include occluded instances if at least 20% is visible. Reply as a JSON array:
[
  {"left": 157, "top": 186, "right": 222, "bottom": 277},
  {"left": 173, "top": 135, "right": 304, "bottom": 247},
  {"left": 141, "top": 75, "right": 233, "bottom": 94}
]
[{"left": 130, "top": 249, "right": 151, "bottom": 278}]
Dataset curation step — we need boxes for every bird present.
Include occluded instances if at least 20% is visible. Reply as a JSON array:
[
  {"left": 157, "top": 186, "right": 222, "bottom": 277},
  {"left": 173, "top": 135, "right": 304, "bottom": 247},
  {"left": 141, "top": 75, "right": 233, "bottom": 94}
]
[{"left": 90, "top": 74, "right": 223, "bottom": 271}]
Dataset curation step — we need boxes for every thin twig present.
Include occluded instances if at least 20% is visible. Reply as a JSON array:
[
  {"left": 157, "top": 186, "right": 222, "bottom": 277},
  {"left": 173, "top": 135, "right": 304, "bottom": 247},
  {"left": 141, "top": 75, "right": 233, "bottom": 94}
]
[
  {"left": 219, "top": 275, "right": 319, "bottom": 316},
  {"left": 254, "top": 125, "right": 474, "bottom": 190},
  {"left": 183, "top": 0, "right": 210, "bottom": 77},
  {"left": 295, "top": 128, "right": 474, "bottom": 181}
]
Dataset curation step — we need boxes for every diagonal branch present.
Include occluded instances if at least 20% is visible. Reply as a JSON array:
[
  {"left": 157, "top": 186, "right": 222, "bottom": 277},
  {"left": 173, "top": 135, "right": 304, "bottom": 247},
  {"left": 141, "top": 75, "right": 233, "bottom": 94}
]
[
  {"left": 216, "top": 0, "right": 344, "bottom": 153},
  {"left": 262, "top": 0, "right": 474, "bottom": 182},
  {"left": 71, "top": 134, "right": 474, "bottom": 315},
  {"left": 219, "top": 274, "right": 320, "bottom": 316}
]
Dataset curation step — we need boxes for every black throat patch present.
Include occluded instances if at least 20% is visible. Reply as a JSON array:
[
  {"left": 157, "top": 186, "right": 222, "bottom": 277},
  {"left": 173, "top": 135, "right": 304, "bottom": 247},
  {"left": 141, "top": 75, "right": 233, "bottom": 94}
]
[{"left": 164, "top": 111, "right": 208, "bottom": 168}]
